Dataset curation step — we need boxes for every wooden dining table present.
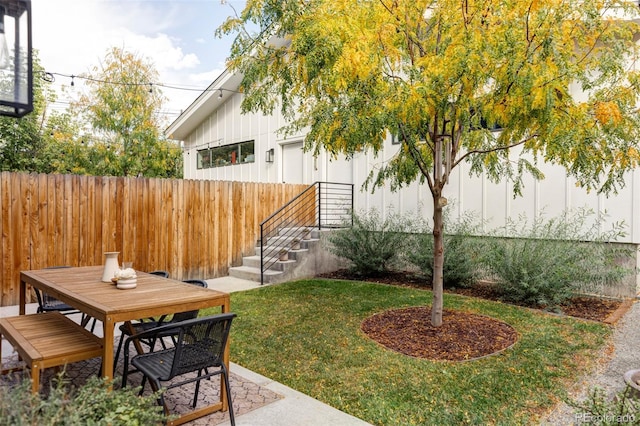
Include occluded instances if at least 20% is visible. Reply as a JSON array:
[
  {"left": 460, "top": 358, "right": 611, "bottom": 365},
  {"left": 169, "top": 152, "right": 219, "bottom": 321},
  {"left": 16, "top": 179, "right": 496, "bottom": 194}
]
[{"left": 19, "top": 266, "right": 232, "bottom": 411}]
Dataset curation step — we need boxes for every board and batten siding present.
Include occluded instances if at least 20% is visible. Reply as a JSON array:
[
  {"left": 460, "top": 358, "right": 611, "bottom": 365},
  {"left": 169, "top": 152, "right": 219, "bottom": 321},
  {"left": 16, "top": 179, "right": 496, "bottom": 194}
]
[{"left": 353, "top": 145, "right": 640, "bottom": 245}]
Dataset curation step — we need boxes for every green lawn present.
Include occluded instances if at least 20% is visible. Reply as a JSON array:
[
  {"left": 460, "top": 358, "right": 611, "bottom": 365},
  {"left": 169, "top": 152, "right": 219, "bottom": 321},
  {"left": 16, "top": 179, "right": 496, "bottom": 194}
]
[{"left": 202, "top": 279, "right": 611, "bottom": 425}]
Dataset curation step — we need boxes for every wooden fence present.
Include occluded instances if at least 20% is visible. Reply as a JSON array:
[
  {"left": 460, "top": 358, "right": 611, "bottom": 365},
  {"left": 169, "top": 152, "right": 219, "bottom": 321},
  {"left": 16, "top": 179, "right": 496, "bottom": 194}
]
[{"left": 0, "top": 172, "right": 307, "bottom": 307}]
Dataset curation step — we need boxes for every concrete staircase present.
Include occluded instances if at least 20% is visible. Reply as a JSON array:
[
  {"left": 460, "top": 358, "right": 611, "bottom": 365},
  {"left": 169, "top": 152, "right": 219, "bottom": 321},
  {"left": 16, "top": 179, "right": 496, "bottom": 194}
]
[{"left": 229, "top": 228, "right": 344, "bottom": 285}]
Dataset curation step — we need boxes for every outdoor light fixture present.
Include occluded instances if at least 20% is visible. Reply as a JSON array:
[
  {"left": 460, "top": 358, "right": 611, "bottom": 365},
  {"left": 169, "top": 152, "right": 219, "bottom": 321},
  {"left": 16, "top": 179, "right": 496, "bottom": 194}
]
[
  {"left": 0, "top": 0, "right": 32, "bottom": 118},
  {"left": 265, "top": 148, "right": 274, "bottom": 163}
]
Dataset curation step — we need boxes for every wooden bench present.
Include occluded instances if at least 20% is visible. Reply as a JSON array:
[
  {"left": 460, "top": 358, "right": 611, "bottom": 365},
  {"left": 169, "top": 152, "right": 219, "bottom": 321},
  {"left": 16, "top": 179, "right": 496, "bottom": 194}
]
[{"left": 0, "top": 311, "right": 103, "bottom": 393}]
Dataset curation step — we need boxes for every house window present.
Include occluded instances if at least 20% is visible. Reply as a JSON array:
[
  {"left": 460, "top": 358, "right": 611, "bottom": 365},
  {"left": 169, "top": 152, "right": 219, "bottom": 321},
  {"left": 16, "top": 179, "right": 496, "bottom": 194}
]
[
  {"left": 391, "top": 132, "right": 401, "bottom": 145},
  {"left": 196, "top": 140, "right": 255, "bottom": 169},
  {"left": 197, "top": 150, "right": 211, "bottom": 169},
  {"left": 391, "top": 127, "right": 403, "bottom": 145}
]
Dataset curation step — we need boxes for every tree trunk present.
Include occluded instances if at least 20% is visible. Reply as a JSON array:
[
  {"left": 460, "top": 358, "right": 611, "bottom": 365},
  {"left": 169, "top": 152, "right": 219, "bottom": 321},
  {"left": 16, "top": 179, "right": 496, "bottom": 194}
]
[{"left": 431, "top": 193, "right": 445, "bottom": 327}]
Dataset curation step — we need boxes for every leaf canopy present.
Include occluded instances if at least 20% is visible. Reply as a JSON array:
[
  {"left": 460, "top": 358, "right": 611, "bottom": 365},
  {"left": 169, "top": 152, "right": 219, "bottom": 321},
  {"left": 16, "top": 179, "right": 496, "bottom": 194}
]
[{"left": 221, "top": 0, "right": 640, "bottom": 195}]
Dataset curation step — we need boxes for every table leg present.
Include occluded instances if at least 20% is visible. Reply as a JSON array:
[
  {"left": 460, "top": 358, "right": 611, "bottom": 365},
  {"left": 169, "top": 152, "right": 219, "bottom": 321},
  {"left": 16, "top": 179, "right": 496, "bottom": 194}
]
[
  {"left": 19, "top": 280, "right": 26, "bottom": 315},
  {"left": 102, "top": 316, "right": 114, "bottom": 380}
]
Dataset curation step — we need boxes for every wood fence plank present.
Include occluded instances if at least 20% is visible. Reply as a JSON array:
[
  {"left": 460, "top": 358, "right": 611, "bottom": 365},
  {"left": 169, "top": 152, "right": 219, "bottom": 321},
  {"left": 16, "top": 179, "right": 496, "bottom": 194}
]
[
  {"left": 78, "top": 175, "right": 88, "bottom": 266},
  {"left": 160, "top": 178, "right": 173, "bottom": 274},
  {"left": 27, "top": 174, "right": 39, "bottom": 269},
  {"left": 92, "top": 176, "right": 103, "bottom": 266},
  {"left": 16, "top": 174, "right": 28, "bottom": 292},
  {"left": 31, "top": 174, "right": 44, "bottom": 270},
  {"left": 63, "top": 175, "right": 73, "bottom": 265},
  {"left": 175, "top": 178, "right": 184, "bottom": 280},
  {"left": 211, "top": 181, "right": 221, "bottom": 278},
  {"left": 147, "top": 178, "right": 159, "bottom": 272}
]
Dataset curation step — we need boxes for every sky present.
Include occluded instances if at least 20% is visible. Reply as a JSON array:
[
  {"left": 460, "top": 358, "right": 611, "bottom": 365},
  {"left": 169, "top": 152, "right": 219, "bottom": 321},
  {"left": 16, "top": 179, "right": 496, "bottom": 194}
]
[{"left": 32, "top": 0, "right": 247, "bottom": 126}]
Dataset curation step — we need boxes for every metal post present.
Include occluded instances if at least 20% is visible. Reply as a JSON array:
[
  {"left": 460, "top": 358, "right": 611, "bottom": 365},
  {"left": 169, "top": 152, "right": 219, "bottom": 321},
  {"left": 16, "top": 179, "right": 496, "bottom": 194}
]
[
  {"left": 317, "top": 182, "right": 322, "bottom": 230},
  {"left": 259, "top": 223, "right": 264, "bottom": 286}
]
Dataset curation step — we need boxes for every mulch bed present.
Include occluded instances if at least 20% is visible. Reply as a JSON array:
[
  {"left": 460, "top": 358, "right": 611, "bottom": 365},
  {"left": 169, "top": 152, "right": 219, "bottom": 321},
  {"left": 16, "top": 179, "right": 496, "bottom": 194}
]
[{"left": 361, "top": 306, "right": 518, "bottom": 361}]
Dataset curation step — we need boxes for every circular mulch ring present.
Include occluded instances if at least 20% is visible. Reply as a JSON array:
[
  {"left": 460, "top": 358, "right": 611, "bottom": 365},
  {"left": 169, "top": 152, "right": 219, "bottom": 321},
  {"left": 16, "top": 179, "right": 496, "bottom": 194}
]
[{"left": 361, "top": 306, "right": 518, "bottom": 361}]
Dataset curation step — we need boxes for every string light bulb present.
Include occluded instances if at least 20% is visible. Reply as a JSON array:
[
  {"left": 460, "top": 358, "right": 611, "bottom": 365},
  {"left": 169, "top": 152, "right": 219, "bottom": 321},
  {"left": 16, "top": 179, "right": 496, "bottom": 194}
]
[{"left": 218, "top": 89, "right": 223, "bottom": 100}]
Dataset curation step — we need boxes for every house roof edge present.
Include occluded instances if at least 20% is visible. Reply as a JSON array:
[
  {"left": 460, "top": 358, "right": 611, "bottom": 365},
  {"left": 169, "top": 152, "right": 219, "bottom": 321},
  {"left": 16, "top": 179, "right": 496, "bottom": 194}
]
[{"left": 165, "top": 68, "right": 242, "bottom": 141}]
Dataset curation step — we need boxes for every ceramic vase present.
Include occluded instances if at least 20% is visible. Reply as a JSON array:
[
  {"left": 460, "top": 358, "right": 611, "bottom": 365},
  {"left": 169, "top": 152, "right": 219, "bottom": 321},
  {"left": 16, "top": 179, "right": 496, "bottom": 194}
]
[{"left": 102, "top": 252, "right": 120, "bottom": 282}]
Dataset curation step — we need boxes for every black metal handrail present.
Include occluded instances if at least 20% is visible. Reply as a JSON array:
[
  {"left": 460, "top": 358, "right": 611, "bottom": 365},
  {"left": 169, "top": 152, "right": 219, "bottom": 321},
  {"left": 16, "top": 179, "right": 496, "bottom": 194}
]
[{"left": 259, "top": 181, "right": 353, "bottom": 284}]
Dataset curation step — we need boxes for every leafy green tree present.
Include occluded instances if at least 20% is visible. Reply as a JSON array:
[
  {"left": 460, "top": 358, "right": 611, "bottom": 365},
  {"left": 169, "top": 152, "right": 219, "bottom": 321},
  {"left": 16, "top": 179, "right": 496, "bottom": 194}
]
[
  {"left": 0, "top": 54, "right": 57, "bottom": 172},
  {"left": 72, "top": 47, "right": 182, "bottom": 178},
  {"left": 220, "top": 0, "right": 640, "bottom": 326}
]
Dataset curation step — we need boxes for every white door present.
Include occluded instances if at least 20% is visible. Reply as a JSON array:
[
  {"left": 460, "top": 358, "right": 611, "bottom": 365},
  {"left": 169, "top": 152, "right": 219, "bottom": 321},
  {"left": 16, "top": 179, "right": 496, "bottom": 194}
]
[{"left": 282, "top": 142, "right": 304, "bottom": 184}]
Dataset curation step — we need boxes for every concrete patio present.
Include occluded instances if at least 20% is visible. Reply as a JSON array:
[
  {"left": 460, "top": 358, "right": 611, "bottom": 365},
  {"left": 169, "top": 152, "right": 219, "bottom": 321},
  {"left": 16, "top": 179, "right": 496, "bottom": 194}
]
[{"left": 0, "top": 276, "right": 371, "bottom": 426}]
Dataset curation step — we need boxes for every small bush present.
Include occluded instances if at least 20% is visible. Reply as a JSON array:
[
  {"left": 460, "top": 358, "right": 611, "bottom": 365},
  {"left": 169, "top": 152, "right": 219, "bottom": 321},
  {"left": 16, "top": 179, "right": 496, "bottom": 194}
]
[
  {"left": 406, "top": 212, "right": 485, "bottom": 288},
  {"left": 0, "top": 373, "right": 166, "bottom": 426},
  {"left": 327, "top": 208, "right": 412, "bottom": 277},
  {"left": 568, "top": 386, "right": 640, "bottom": 425},
  {"left": 481, "top": 208, "right": 634, "bottom": 307}
]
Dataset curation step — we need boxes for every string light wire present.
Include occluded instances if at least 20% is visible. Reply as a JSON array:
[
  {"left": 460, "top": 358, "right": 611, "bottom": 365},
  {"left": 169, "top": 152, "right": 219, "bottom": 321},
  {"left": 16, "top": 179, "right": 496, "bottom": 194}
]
[{"left": 40, "top": 71, "right": 241, "bottom": 95}]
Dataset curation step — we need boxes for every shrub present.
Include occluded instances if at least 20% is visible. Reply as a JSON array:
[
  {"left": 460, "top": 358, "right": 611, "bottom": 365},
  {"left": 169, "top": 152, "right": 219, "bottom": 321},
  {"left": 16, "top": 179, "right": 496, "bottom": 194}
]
[
  {"left": 406, "top": 211, "right": 485, "bottom": 288},
  {"left": 326, "top": 208, "right": 412, "bottom": 277},
  {"left": 568, "top": 386, "right": 640, "bottom": 425},
  {"left": 481, "top": 208, "right": 634, "bottom": 307},
  {"left": 0, "top": 373, "right": 166, "bottom": 425}
]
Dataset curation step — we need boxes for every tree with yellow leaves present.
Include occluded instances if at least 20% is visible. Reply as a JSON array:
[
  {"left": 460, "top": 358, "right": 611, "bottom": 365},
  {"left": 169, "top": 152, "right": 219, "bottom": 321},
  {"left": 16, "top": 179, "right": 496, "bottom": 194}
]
[{"left": 220, "top": 0, "right": 640, "bottom": 326}]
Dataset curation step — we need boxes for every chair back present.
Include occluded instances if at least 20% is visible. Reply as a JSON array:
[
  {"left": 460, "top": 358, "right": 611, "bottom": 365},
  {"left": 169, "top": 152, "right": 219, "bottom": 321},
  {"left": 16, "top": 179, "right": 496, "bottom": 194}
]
[
  {"left": 149, "top": 270, "right": 170, "bottom": 278},
  {"left": 171, "top": 279, "right": 208, "bottom": 323},
  {"left": 37, "top": 266, "right": 72, "bottom": 311},
  {"left": 169, "top": 313, "right": 236, "bottom": 379}
]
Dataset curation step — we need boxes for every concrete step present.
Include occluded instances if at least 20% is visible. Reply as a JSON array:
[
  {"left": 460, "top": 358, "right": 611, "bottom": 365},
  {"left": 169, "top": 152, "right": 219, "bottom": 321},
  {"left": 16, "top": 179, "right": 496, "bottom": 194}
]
[
  {"left": 264, "top": 235, "right": 318, "bottom": 248},
  {"left": 245, "top": 250, "right": 309, "bottom": 269},
  {"left": 228, "top": 265, "right": 285, "bottom": 284},
  {"left": 259, "top": 228, "right": 319, "bottom": 245},
  {"left": 255, "top": 241, "right": 317, "bottom": 256},
  {"left": 277, "top": 227, "right": 317, "bottom": 237}
]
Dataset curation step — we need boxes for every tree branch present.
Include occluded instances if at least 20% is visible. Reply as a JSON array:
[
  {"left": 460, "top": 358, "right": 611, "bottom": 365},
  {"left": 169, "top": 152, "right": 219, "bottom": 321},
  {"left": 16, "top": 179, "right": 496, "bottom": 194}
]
[{"left": 453, "top": 135, "right": 538, "bottom": 169}]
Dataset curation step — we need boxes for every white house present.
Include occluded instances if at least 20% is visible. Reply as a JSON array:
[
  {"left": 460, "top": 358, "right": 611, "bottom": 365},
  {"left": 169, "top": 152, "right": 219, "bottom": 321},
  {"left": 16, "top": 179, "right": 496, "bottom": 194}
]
[{"left": 166, "top": 67, "right": 640, "bottom": 248}]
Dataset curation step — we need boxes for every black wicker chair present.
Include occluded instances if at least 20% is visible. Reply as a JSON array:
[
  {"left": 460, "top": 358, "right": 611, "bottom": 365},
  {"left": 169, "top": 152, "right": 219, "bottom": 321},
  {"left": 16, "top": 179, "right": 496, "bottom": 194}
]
[
  {"left": 114, "top": 279, "right": 208, "bottom": 372},
  {"left": 121, "top": 313, "right": 237, "bottom": 425},
  {"left": 148, "top": 270, "right": 169, "bottom": 278},
  {"left": 35, "top": 266, "right": 78, "bottom": 314}
]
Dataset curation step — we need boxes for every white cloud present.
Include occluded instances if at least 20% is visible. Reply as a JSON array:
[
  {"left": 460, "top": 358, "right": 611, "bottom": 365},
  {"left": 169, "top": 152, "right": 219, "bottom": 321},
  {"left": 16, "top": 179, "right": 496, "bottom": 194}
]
[
  {"left": 30, "top": 0, "right": 237, "bottom": 119},
  {"left": 188, "top": 68, "right": 226, "bottom": 85},
  {"left": 105, "top": 29, "right": 201, "bottom": 72}
]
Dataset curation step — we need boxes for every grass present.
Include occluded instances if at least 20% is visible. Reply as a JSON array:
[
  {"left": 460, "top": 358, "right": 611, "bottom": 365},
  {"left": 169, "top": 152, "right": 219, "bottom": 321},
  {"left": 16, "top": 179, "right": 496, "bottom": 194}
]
[{"left": 201, "top": 278, "right": 611, "bottom": 425}]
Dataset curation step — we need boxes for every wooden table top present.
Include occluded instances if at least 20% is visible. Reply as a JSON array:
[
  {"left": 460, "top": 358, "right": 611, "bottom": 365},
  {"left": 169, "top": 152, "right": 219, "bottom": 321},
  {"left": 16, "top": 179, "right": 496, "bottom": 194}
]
[{"left": 20, "top": 266, "right": 230, "bottom": 323}]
